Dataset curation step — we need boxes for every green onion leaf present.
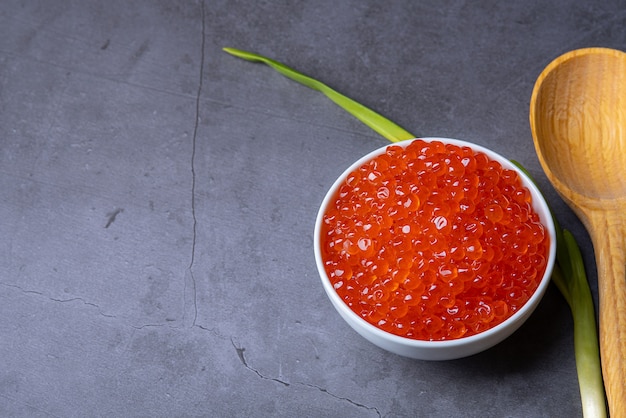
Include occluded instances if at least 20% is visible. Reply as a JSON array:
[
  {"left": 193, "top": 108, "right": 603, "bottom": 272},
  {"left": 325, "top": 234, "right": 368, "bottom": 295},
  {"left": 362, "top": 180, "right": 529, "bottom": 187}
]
[{"left": 223, "top": 47, "right": 415, "bottom": 143}]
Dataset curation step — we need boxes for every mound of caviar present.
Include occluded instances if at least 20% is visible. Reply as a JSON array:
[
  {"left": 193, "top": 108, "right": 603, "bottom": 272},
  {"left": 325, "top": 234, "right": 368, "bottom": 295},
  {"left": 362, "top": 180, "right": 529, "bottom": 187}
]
[{"left": 321, "top": 139, "right": 550, "bottom": 341}]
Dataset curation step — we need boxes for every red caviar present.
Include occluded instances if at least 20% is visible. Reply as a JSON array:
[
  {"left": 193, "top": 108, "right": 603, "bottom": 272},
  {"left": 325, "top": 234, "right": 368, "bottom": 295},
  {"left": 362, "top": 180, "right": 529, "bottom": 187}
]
[{"left": 321, "top": 139, "right": 550, "bottom": 341}]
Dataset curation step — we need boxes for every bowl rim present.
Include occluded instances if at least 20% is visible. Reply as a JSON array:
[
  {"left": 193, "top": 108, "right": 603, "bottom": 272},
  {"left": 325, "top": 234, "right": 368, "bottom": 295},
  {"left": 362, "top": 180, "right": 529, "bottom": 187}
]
[{"left": 314, "top": 136, "right": 557, "bottom": 348}]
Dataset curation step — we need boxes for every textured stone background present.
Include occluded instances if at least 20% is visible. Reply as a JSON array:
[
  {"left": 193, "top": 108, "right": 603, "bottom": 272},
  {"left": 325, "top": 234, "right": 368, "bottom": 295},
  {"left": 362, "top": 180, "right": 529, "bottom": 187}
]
[{"left": 1, "top": 1, "right": 624, "bottom": 416}]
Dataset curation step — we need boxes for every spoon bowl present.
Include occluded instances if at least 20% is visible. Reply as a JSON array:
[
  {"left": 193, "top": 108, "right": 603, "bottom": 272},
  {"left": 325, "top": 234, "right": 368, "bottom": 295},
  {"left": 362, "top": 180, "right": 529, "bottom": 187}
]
[{"left": 530, "top": 47, "right": 626, "bottom": 416}]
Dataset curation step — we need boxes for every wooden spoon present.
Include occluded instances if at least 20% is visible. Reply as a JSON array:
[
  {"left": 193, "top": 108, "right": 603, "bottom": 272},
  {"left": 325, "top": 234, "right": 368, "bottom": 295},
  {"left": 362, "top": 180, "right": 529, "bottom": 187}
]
[{"left": 530, "top": 47, "right": 626, "bottom": 415}]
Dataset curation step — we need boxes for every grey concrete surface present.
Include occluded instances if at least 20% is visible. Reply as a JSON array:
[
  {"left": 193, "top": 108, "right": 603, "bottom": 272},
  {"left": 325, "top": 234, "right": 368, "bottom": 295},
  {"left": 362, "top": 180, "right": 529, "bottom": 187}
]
[{"left": 1, "top": 1, "right": 624, "bottom": 416}]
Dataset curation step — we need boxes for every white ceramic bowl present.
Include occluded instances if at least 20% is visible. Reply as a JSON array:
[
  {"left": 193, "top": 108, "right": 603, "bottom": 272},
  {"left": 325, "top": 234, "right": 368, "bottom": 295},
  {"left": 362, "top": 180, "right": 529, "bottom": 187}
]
[{"left": 314, "top": 137, "right": 556, "bottom": 360}]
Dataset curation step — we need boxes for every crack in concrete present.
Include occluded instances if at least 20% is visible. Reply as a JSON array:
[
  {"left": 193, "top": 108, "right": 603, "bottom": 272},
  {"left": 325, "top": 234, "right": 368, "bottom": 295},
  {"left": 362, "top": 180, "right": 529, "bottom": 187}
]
[
  {"left": 297, "top": 382, "right": 382, "bottom": 417},
  {"left": 184, "top": 0, "right": 206, "bottom": 328},
  {"left": 230, "top": 338, "right": 290, "bottom": 387},
  {"left": 0, "top": 282, "right": 43, "bottom": 296},
  {"left": 49, "top": 297, "right": 116, "bottom": 318},
  {"left": 194, "top": 323, "right": 228, "bottom": 340},
  {"left": 129, "top": 323, "right": 171, "bottom": 330},
  {"left": 1, "top": 282, "right": 116, "bottom": 318},
  {"left": 227, "top": 337, "right": 380, "bottom": 414}
]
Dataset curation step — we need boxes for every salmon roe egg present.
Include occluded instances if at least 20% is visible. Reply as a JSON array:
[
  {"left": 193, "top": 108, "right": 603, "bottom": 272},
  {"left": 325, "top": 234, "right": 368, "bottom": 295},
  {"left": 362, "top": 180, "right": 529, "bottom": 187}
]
[{"left": 321, "top": 140, "right": 550, "bottom": 341}]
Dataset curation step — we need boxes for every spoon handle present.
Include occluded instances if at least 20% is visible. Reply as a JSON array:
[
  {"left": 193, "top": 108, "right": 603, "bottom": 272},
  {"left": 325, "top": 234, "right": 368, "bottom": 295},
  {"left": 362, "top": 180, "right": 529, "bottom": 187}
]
[{"left": 586, "top": 209, "right": 626, "bottom": 416}]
